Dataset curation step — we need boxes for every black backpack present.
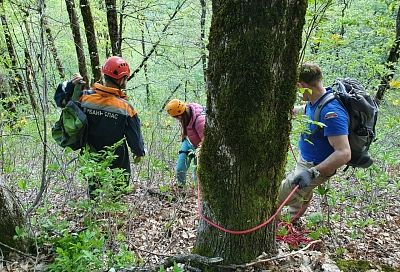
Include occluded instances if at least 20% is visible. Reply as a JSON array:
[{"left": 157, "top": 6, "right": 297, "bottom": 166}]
[{"left": 312, "top": 78, "right": 378, "bottom": 168}]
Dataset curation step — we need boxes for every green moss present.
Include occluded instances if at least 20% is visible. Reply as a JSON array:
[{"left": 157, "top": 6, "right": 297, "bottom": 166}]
[{"left": 336, "top": 259, "right": 397, "bottom": 272}]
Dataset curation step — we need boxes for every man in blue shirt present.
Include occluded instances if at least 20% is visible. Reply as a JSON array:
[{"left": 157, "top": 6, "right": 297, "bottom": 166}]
[{"left": 279, "top": 63, "right": 351, "bottom": 221}]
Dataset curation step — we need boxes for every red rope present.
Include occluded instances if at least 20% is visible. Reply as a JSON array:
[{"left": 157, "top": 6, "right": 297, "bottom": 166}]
[
  {"left": 276, "top": 222, "right": 312, "bottom": 248},
  {"left": 195, "top": 143, "right": 303, "bottom": 235},
  {"left": 196, "top": 181, "right": 299, "bottom": 235}
]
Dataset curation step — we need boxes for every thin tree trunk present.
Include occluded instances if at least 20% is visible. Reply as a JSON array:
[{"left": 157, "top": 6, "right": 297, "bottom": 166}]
[
  {"left": 340, "top": 0, "right": 349, "bottom": 36},
  {"left": 38, "top": 0, "right": 49, "bottom": 111},
  {"left": 375, "top": 6, "right": 400, "bottom": 105},
  {"left": 24, "top": 49, "right": 38, "bottom": 111},
  {"left": 26, "top": 0, "right": 49, "bottom": 216},
  {"left": 105, "top": 0, "right": 119, "bottom": 56},
  {"left": 200, "top": 0, "right": 207, "bottom": 84},
  {"left": 0, "top": 74, "right": 16, "bottom": 113},
  {"left": 43, "top": 17, "right": 65, "bottom": 79},
  {"left": 0, "top": 0, "right": 24, "bottom": 96},
  {"left": 194, "top": 0, "right": 307, "bottom": 264},
  {"left": 117, "top": 0, "right": 126, "bottom": 56},
  {"left": 141, "top": 17, "right": 150, "bottom": 104},
  {"left": 80, "top": 0, "right": 101, "bottom": 83},
  {"left": 65, "top": 0, "right": 89, "bottom": 83}
]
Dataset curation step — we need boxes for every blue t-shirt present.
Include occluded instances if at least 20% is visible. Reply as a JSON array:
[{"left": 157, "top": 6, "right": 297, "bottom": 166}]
[{"left": 299, "top": 88, "right": 349, "bottom": 164}]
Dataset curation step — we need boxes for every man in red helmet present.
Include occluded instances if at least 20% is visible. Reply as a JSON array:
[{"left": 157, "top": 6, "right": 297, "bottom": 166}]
[{"left": 56, "top": 56, "right": 145, "bottom": 198}]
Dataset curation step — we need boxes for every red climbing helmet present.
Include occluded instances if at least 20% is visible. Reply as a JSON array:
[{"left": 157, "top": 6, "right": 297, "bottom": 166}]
[{"left": 102, "top": 56, "right": 130, "bottom": 79}]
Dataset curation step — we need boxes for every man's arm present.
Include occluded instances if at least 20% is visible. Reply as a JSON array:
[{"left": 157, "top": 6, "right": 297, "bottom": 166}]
[
  {"left": 315, "top": 135, "right": 351, "bottom": 176},
  {"left": 125, "top": 115, "right": 146, "bottom": 157}
]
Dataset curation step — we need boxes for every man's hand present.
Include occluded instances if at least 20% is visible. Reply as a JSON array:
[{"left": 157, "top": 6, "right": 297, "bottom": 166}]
[
  {"left": 291, "top": 169, "right": 314, "bottom": 189},
  {"left": 71, "top": 73, "right": 85, "bottom": 85},
  {"left": 133, "top": 156, "right": 142, "bottom": 164}
]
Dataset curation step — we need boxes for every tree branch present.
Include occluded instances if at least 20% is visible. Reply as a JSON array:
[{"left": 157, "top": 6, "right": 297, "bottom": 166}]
[
  {"left": 0, "top": 242, "right": 33, "bottom": 258},
  {"left": 127, "top": 0, "right": 188, "bottom": 81}
]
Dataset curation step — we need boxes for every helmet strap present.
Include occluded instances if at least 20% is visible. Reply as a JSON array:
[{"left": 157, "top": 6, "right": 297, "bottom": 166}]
[{"left": 105, "top": 76, "right": 123, "bottom": 89}]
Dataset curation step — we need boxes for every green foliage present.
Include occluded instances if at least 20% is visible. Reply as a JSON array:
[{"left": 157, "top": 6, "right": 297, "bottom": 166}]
[
  {"left": 78, "top": 141, "right": 132, "bottom": 201},
  {"left": 47, "top": 227, "right": 105, "bottom": 272},
  {"left": 336, "top": 259, "right": 397, "bottom": 272},
  {"left": 37, "top": 142, "right": 139, "bottom": 271}
]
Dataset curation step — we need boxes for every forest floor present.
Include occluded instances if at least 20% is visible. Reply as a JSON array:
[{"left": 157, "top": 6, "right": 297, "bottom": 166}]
[
  {"left": 1, "top": 165, "right": 399, "bottom": 272},
  {"left": 121, "top": 174, "right": 400, "bottom": 271}
]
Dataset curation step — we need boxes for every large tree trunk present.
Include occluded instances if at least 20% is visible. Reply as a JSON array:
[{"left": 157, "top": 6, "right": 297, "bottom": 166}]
[
  {"left": 0, "top": 185, "right": 28, "bottom": 253},
  {"left": 105, "top": 0, "right": 119, "bottom": 56},
  {"left": 65, "top": 0, "right": 89, "bottom": 83},
  {"left": 195, "top": 0, "right": 307, "bottom": 264},
  {"left": 375, "top": 6, "right": 400, "bottom": 105},
  {"left": 80, "top": 0, "right": 101, "bottom": 83}
]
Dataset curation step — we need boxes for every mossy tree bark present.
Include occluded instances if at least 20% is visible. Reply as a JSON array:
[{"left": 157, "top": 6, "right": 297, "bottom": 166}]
[
  {"left": 0, "top": 185, "right": 28, "bottom": 253},
  {"left": 195, "top": 0, "right": 307, "bottom": 265}
]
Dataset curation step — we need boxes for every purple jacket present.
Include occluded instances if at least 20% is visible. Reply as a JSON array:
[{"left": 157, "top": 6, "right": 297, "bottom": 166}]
[{"left": 186, "top": 103, "right": 205, "bottom": 148}]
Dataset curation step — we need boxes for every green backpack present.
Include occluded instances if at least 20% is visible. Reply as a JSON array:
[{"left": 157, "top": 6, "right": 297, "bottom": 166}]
[{"left": 52, "top": 84, "right": 88, "bottom": 150}]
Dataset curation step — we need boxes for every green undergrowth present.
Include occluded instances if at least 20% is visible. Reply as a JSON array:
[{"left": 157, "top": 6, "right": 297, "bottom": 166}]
[
  {"left": 336, "top": 259, "right": 397, "bottom": 272},
  {"left": 33, "top": 143, "right": 141, "bottom": 271}
]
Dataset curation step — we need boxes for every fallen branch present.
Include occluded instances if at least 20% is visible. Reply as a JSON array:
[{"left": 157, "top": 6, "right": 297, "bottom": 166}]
[
  {"left": 0, "top": 241, "right": 34, "bottom": 258},
  {"left": 218, "top": 239, "right": 322, "bottom": 269},
  {"left": 161, "top": 254, "right": 223, "bottom": 269}
]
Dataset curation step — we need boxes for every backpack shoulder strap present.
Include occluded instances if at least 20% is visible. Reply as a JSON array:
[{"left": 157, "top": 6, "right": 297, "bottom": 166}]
[
  {"left": 313, "top": 93, "right": 336, "bottom": 122},
  {"left": 307, "top": 93, "right": 336, "bottom": 137}
]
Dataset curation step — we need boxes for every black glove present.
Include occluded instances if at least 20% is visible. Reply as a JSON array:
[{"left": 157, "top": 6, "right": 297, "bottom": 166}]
[{"left": 292, "top": 169, "right": 314, "bottom": 189}]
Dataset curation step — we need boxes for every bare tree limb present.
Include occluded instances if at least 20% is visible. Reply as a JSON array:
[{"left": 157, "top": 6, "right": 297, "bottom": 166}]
[
  {"left": 128, "top": 0, "right": 188, "bottom": 81},
  {"left": 159, "top": 83, "right": 182, "bottom": 112}
]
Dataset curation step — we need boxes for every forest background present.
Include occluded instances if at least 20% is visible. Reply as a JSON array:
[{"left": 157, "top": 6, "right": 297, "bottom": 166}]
[{"left": 0, "top": 0, "right": 399, "bottom": 271}]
